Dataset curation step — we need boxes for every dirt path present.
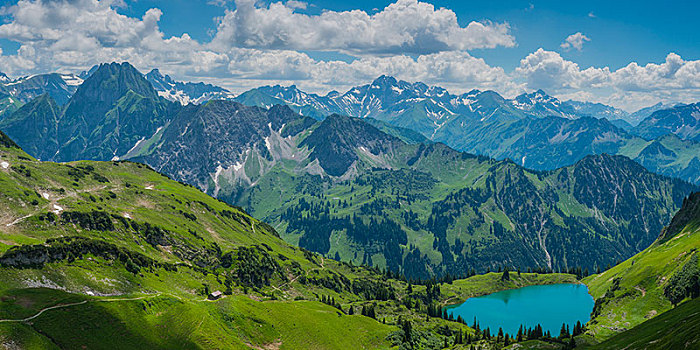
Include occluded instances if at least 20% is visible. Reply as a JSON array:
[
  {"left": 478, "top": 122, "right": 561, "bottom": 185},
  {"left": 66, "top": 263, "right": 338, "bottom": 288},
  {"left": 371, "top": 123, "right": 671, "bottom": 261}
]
[
  {"left": 270, "top": 256, "right": 327, "bottom": 295},
  {"left": 5, "top": 214, "right": 33, "bottom": 227},
  {"left": 0, "top": 295, "right": 157, "bottom": 323},
  {"left": 0, "top": 301, "right": 88, "bottom": 323}
]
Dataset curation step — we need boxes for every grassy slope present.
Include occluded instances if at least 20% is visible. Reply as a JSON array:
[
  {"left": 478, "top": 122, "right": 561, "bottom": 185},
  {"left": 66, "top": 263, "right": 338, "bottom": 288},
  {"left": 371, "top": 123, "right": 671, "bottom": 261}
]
[
  {"left": 0, "top": 288, "right": 394, "bottom": 350},
  {"left": 582, "top": 200, "right": 700, "bottom": 341},
  {"left": 589, "top": 297, "right": 700, "bottom": 350},
  {"left": 0, "top": 139, "right": 587, "bottom": 349},
  {"left": 0, "top": 143, "right": 397, "bottom": 349}
]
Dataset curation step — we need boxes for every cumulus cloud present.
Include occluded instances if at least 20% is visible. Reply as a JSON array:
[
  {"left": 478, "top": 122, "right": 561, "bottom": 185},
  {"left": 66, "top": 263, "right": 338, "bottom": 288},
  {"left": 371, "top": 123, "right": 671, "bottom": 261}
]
[
  {"left": 515, "top": 49, "right": 700, "bottom": 110},
  {"left": 610, "top": 53, "right": 700, "bottom": 92},
  {"left": 210, "top": 0, "right": 515, "bottom": 54},
  {"left": 217, "top": 48, "right": 518, "bottom": 96},
  {"left": 560, "top": 32, "right": 590, "bottom": 51},
  {"left": 516, "top": 48, "right": 609, "bottom": 90},
  {"left": 0, "top": 0, "right": 201, "bottom": 74},
  {"left": 0, "top": 0, "right": 699, "bottom": 111},
  {"left": 0, "top": 0, "right": 161, "bottom": 46},
  {"left": 0, "top": 0, "right": 517, "bottom": 96}
]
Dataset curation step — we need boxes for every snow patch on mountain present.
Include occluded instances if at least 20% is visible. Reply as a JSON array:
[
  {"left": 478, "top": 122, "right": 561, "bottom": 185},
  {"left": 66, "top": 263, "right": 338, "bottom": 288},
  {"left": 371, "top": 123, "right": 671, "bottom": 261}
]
[
  {"left": 61, "top": 74, "right": 84, "bottom": 86},
  {"left": 146, "top": 69, "right": 235, "bottom": 105}
]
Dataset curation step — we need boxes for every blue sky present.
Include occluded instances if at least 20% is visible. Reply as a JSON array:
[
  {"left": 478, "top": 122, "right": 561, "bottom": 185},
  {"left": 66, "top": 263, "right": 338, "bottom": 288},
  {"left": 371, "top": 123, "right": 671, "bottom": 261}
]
[{"left": 0, "top": 0, "right": 698, "bottom": 110}]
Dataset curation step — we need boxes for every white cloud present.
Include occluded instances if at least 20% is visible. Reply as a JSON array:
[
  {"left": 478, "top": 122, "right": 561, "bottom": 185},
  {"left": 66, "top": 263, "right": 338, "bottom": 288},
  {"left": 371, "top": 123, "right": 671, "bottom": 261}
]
[
  {"left": 216, "top": 48, "right": 519, "bottom": 96},
  {"left": 0, "top": 0, "right": 518, "bottom": 97},
  {"left": 610, "top": 53, "right": 700, "bottom": 92},
  {"left": 0, "top": 0, "right": 202, "bottom": 75},
  {"left": 0, "top": 0, "right": 161, "bottom": 46},
  {"left": 285, "top": 1, "right": 307, "bottom": 10},
  {"left": 210, "top": 0, "right": 515, "bottom": 55},
  {"left": 560, "top": 32, "right": 590, "bottom": 51},
  {"left": 0, "top": 0, "right": 699, "bottom": 111},
  {"left": 207, "top": 0, "right": 229, "bottom": 6},
  {"left": 515, "top": 49, "right": 700, "bottom": 110},
  {"left": 516, "top": 48, "right": 609, "bottom": 90}
]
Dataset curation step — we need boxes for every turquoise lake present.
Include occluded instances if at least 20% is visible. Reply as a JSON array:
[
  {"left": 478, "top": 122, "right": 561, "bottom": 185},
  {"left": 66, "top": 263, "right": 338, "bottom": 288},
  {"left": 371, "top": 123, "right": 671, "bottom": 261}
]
[{"left": 445, "top": 283, "right": 594, "bottom": 336}]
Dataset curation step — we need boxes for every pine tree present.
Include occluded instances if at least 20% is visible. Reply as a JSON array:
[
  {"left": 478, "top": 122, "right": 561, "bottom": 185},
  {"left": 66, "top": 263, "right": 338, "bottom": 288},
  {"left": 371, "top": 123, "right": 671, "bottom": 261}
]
[
  {"left": 533, "top": 324, "right": 542, "bottom": 339},
  {"left": 400, "top": 317, "right": 412, "bottom": 343},
  {"left": 573, "top": 320, "right": 582, "bottom": 336},
  {"left": 560, "top": 323, "right": 568, "bottom": 339},
  {"left": 501, "top": 266, "right": 510, "bottom": 281},
  {"left": 517, "top": 325, "right": 524, "bottom": 342}
]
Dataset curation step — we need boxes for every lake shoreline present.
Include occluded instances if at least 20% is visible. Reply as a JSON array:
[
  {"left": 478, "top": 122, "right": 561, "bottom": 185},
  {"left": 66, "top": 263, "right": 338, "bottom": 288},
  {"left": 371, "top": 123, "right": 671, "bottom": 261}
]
[
  {"left": 439, "top": 272, "right": 582, "bottom": 308},
  {"left": 444, "top": 282, "right": 595, "bottom": 336},
  {"left": 443, "top": 281, "right": 588, "bottom": 309}
]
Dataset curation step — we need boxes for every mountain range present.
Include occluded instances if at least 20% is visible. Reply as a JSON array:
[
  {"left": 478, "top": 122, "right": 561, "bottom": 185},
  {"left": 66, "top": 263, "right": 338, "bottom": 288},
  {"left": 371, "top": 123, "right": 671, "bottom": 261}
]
[
  {"left": 634, "top": 102, "right": 700, "bottom": 141},
  {"left": 0, "top": 71, "right": 83, "bottom": 106},
  {"left": 0, "top": 61, "right": 699, "bottom": 349},
  {"left": 0, "top": 63, "right": 178, "bottom": 162},
  {"left": 136, "top": 70, "right": 700, "bottom": 185},
  {"left": 233, "top": 76, "right": 671, "bottom": 128},
  {"left": 0, "top": 71, "right": 84, "bottom": 120},
  {"left": 1, "top": 62, "right": 696, "bottom": 279},
  {"left": 130, "top": 105, "right": 696, "bottom": 278},
  {"left": 232, "top": 77, "right": 700, "bottom": 184}
]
